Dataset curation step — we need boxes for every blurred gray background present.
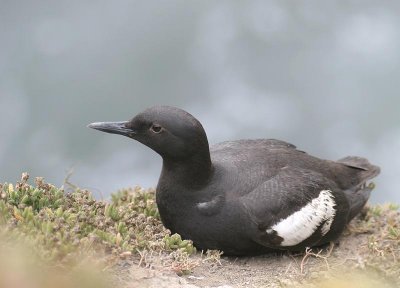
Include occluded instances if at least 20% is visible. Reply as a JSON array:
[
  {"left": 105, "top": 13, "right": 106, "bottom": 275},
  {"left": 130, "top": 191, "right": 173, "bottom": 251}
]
[{"left": 1, "top": 1, "right": 399, "bottom": 203}]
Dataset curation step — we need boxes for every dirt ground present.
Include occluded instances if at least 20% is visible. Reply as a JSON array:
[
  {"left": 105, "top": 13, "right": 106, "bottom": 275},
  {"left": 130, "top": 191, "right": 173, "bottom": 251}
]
[{"left": 119, "top": 222, "right": 397, "bottom": 288}]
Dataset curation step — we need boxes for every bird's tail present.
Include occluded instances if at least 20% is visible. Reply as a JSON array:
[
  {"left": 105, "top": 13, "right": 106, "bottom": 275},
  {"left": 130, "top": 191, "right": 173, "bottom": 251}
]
[
  {"left": 337, "top": 156, "right": 380, "bottom": 182},
  {"left": 337, "top": 156, "right": 380, "bottom": 222}
]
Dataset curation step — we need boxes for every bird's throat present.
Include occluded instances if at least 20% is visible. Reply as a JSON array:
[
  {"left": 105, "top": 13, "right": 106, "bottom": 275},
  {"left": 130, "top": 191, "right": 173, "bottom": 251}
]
[{"left": 159, "top": 154, "right": 213, "bottom": 190}]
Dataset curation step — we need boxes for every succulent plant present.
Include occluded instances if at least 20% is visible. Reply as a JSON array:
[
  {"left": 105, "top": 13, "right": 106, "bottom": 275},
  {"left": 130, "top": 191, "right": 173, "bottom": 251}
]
[
  {"left": 164, "top": 233, "right": 196, "bottom": 255},
  {"left": 0, "top": 173, "right": 193, "bottom": 266}
]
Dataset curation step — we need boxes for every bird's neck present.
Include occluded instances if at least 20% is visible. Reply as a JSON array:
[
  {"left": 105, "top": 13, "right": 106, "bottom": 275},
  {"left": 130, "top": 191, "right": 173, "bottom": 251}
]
[{"left": 160, "top": 152, "right": 213, "bottom": 189}]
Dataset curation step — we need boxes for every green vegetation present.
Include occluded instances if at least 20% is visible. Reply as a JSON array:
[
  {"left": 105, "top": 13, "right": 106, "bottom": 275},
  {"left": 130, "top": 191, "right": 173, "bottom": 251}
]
[
  {"left": 361, "top": 203, "right": 400, "bottom": 280},
  {"left": 0, "top": 173, "right": 197, "bottom": 287}
]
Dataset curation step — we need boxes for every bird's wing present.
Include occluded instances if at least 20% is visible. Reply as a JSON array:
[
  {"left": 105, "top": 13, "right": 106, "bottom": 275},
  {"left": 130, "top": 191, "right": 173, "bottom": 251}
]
[{"left": 239, "top": 166, "right": 348, "bottom": 250}]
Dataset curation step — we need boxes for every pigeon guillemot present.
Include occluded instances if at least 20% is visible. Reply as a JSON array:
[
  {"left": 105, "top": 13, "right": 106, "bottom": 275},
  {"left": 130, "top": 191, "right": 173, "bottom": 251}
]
[{"left": 88, "top": 106, "right": 380, "bottom": 255}]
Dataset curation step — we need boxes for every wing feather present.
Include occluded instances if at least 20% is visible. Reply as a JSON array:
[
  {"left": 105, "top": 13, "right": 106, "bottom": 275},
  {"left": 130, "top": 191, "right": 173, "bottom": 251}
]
[{"left": 240, "top": 167, "right": 345, "bottom": 249}]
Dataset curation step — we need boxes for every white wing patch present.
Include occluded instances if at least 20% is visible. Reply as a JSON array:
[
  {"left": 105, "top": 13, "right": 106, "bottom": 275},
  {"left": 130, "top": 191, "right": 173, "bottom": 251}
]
[{"left": 270, "top": 190, "right": 336, "bottom": 246}]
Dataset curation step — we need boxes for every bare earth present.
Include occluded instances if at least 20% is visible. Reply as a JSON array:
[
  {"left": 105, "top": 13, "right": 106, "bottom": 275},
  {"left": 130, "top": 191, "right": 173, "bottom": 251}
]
[{"left": 119, "top": 213, "right": 399, "bottom": 288}]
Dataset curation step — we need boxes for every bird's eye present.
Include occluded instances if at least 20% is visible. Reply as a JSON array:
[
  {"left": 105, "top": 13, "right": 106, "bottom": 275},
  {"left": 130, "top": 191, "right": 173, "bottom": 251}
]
[{"left": 150, "top": 124, "right": 162, "bottom": 133}]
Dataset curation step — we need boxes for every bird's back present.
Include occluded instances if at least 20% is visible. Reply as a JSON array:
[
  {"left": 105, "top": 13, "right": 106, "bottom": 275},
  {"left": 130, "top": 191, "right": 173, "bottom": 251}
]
[{"left": 210, "top": 139, "right": 379, "bottom": 198}]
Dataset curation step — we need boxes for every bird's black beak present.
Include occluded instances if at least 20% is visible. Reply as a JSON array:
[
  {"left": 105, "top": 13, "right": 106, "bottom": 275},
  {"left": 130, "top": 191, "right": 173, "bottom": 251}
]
[{"left": 87, "top": 121, "right": 136, "bottom": 137}]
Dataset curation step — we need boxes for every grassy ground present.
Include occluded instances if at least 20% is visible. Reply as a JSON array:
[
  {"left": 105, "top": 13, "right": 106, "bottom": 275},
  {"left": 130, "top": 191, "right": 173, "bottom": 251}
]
[{"left": 0, "top": 174, "right": 399, "bottom": 287}]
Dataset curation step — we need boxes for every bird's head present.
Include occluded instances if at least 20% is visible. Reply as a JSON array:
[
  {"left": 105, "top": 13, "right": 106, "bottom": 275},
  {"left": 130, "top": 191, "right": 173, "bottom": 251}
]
[{"left": 88, "top": 106, "right": 210, "bottom": 161}]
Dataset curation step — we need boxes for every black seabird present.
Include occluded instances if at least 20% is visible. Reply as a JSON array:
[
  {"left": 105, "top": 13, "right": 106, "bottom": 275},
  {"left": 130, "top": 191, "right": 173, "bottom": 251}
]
[{"left": 88, "top": 106, "right": 380, "bottom": 255}]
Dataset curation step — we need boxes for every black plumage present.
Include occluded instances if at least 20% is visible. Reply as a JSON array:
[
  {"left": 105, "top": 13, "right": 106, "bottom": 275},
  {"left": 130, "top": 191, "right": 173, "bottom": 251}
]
[{"left": 88, "top": 106, "right": 380, "bottom": 255}]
